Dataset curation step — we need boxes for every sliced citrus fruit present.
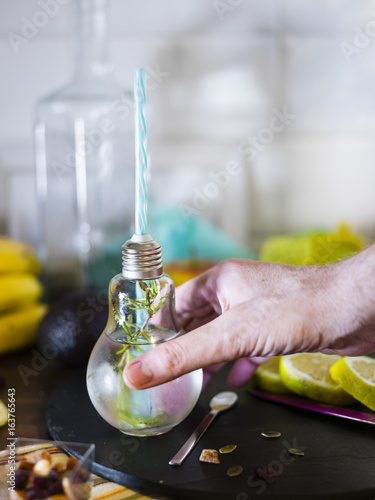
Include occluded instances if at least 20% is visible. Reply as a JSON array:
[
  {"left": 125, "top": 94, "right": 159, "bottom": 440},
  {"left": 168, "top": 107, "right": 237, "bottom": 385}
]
[
  {"left": 0, "top": 399, "right": 8, "bottom": 426},
  {"left": 279, "top": 353, "right": 355, "bottom": 405},
  {"left": 330, "top": 356, "right": 375, "bottom": 411},
  {"left": 253, "top": 357, "right": 291, "bottom": 394}
]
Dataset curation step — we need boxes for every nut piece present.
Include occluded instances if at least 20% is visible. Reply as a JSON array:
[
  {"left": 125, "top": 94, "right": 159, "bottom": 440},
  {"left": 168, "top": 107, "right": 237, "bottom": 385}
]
[
  {"left": 9, "top": 491, "right": 27, "bottom": 500},
  {"left": 52, "top": 462, "right": 67, "bottom": 474},
  {"left": 33, "top": 458, "right": 51, "bottom": 477},
  {"left": 18, "top": 460, "right": 34, "bottom": 470},
  {"left": 199, "top": 449, "right": 220, "bottom": 464},
  {"left": 24, "top": 451, "right": 41, "bottom": 464},
  {"left": 66, "top": 457, "right": 79, "bottom": 471},
  {"left": 40, "top": 450, "right": 52, "bottom": 463}
]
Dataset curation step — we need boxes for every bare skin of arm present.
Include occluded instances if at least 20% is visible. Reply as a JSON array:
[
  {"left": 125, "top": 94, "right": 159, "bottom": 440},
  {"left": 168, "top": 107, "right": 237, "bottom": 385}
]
[{"left": 123, "top": 244, "right": 375, "bottom": 390}]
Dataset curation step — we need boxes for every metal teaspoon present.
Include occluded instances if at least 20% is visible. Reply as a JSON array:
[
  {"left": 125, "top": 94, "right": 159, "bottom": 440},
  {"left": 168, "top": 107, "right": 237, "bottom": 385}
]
[{"left": 169, "top": 391, "right": 238, "bottom": 466}]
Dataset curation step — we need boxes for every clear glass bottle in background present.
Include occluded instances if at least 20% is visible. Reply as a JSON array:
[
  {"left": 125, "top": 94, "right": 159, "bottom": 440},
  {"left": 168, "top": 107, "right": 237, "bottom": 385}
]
[{"left": 35, "top": 0, "right": 134, "bottom": 299}]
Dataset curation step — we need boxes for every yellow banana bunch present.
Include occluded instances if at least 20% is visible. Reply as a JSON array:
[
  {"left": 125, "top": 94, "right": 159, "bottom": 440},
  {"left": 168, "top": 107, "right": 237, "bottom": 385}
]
[
  {"left": 0, "top": 236, "right": 39, "bottom": 274},
  {"left": 0, "top": 274, "right": 43, "bottom": 313},
  {"left": 0, "top": 236, "right": 47, "bottom": 355},
  {"left": 0, "top": 303, "right": 47, "bottom": 356}
]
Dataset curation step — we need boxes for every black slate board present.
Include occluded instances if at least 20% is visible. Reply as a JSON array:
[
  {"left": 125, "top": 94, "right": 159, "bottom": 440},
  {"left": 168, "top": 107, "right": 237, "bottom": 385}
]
[{"left": 46, "top": 365, "right": 375, "bottom": 500}]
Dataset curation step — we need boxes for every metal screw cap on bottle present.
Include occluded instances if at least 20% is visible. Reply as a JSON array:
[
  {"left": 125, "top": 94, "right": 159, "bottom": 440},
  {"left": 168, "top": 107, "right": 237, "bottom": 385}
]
[{"left": 122, "top": 234, "right": 163, "bottom": 280}]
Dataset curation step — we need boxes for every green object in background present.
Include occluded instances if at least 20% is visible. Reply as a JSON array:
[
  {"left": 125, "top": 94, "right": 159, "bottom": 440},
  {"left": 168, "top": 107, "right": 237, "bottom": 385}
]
[
  {"left": 89, "top": 208, "right": 256, "bottom": 290},
  {"left": 259, "top": 223, "right": 366, "bottom": 265},
  {"left": 88, "top": 245, "right": 126, "bottom": 292},
  {"left": 150, "top": 207, "right": 257, "bottom": 263}
]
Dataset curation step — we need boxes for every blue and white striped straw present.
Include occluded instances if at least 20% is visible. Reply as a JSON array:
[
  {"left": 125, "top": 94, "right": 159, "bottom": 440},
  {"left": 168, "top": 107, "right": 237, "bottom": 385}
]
[{"left": 134, "top": 68, "right": 148, "bottom": 236}]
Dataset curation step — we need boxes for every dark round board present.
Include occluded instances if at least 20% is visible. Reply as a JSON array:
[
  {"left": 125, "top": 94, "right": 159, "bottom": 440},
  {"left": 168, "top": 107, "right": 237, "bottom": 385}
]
[{"left": 46, "top": 364, "right": 375, "bottom": 500}]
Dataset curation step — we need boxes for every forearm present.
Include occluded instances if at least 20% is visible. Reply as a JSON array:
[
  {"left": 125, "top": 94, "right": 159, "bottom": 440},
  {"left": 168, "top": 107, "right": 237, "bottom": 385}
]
[
  {"left": 320, "top": 243, "right": 375, "bottom": 355},
  {"left": 338, "top": 243, "right": 375, "bottom": 318}
]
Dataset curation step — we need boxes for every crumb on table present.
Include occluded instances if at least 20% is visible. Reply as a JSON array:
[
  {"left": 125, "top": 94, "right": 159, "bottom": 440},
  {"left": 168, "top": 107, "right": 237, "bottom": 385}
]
[{"left": 199, "top": 449, "right": 220, "bottom": 464}]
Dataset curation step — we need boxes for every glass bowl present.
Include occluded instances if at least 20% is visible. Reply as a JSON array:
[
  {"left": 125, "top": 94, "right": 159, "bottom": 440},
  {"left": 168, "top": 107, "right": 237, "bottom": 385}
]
[{"left": 0, "top": 437, "right": 95, "bottom": 500}]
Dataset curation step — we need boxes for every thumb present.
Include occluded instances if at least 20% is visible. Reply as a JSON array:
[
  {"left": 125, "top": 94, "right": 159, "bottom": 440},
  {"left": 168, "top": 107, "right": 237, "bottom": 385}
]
[{"left": 122, "top": 304, "right": 252, "bottom": 389}]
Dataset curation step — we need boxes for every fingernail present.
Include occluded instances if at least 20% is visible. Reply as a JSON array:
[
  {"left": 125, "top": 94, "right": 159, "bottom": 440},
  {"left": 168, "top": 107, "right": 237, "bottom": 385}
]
[{"left": 124, "top": 360, "right": 154, "bottom": 388}]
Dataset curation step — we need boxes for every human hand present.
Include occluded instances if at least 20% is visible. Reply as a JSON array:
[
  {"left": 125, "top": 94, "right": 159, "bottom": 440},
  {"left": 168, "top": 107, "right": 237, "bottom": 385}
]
[{"left": 123, "top": 248, "right": 375, "bottom": 390}]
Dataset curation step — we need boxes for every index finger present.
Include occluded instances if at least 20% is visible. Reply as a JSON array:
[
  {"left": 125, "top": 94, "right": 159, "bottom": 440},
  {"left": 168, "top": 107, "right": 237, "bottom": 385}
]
[{"left": 174, "top": 266, "right": 220, "bottom": 317}]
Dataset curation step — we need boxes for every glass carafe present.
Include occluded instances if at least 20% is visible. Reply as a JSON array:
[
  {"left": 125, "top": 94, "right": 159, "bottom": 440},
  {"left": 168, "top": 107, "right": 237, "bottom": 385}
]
[{"left": 35, "top": 0, "right": 134, "bottom": 298}]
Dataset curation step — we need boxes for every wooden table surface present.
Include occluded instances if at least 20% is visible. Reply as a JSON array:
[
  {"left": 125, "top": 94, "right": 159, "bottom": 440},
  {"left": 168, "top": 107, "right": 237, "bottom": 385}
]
[{"left": 0, "top": 350, "right": 74, "bottom": 450}]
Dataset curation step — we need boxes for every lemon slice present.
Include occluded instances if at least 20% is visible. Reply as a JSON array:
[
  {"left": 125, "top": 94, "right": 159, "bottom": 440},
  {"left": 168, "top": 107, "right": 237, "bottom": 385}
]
[
  {"left": 330, "top": 356, "right": 375, "bottom": 411},
  {"left": 253, "top": 357, "right": 291, "bottom": 394},
  {"left": 279, "top": 353, "right": 355, "bottom": 405},
  {"left": 0, "top": 399, "right": 8, "bottom": 426}
]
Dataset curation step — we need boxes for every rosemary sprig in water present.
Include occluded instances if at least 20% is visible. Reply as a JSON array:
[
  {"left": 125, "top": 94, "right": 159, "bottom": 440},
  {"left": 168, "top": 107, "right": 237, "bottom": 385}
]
[{"left": 116, "top": 279, "right": 170, "bottom": 344}]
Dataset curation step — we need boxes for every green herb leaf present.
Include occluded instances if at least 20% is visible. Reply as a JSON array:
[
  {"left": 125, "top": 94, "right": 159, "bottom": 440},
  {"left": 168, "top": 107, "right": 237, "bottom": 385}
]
[
  {"left": 118, "top": 280, "right": 171, "bottom": 344},
  {"left": 116, "top": 344, "right": 129, "bottom": 354}
]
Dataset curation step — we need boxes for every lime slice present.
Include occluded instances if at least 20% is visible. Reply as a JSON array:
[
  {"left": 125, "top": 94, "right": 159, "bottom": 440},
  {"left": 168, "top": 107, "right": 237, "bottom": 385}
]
[
  {"left": 330, "top": 356, "right": 375, "bottom": 411},
  {"left": 0, "top": 399, "right": 8, "bottom": 426},
  {"left": 253, "top": 357, "right": 291, "bottom": 394},
  {"left": 279, "top": 353, "right": 355, "bottom": 405}
]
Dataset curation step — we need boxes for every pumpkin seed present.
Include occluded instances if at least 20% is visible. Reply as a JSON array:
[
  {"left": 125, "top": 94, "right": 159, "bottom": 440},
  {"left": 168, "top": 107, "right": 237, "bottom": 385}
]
[
  {"left": 261, "top": 431, "right": 281, "bottom": 438},
  {"left": 219, "top": 445, "right": 237, "bottom": 454},
  {"left": 227, "top": 465, "right": 243, "bottom": 477},
  {"left": 288, "top": 448, "right": 305, "bottom": 456}
]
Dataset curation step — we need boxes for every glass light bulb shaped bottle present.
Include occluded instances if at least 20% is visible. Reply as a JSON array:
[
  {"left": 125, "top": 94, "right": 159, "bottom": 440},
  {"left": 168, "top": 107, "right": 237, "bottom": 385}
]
[
  {"left": 87, "top": 236, "right": 203, "bottom": 436},
  {"left": 35, "top": 0, "right": 134, "bottom": 298}
]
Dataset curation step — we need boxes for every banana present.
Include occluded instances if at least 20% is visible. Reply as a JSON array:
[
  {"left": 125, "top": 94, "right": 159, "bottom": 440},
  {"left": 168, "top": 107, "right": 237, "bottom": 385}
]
[
  {"left": 0, "top": 399, "right": 7, "bottom": 426},
  {"left": 0, "top": 303, "right": 47, "bottom": 356},
  {"left": 0, "top": 274, "right": 43, "bottom": 313},
  {"left": 0, "top": 236, "right": 39, "bottom": 275}
]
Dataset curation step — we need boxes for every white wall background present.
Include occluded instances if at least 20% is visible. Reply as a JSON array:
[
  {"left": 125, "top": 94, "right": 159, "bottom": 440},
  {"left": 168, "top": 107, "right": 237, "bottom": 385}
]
[{"left": 1, "top": 0, "right": 375, "bottom": 252}]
